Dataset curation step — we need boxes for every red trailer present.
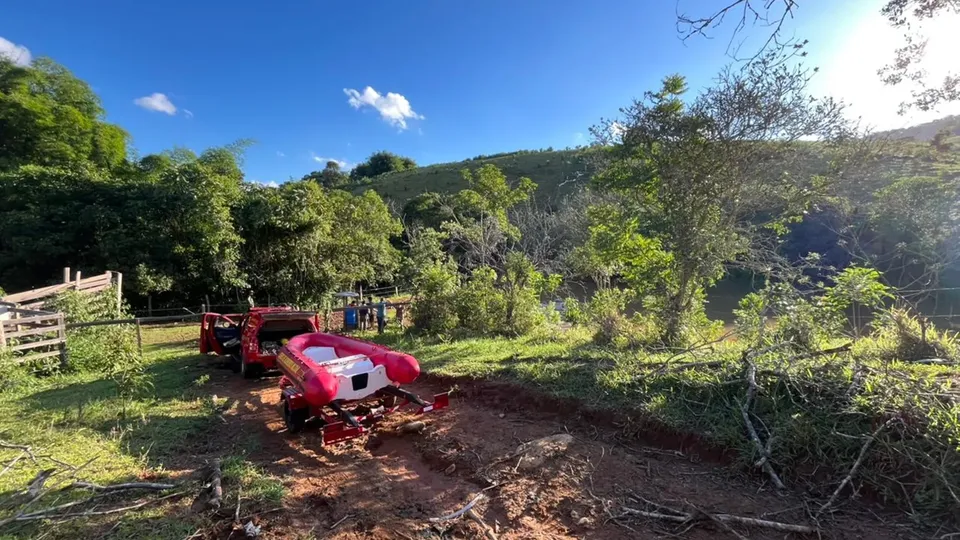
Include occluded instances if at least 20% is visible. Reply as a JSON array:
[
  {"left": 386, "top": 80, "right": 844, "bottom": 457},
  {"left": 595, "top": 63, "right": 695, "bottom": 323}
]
[
  {"left": 276, "top": 332, "right": 450, "bottom": 445},
  {"left": 200, "top": 307, "right": 322, "bottom": 379}
]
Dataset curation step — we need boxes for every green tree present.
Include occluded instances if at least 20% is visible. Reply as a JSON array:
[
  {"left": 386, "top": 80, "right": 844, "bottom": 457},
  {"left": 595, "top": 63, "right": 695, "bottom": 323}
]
[
  {"left": 235, "top": 182, "right": 401, "bottom": 305},
  {"left": 304, "top": 161, "right": 350, "bottom": 189},
  {"left": 591, "top": 55, "right": 856, "bottom": 345},
  {"left": 0, "top": 57, "right": 128, "bottom": 171},
  {"left": 351, "top": 151, "right": 416, "bottom": 180},
  {"left": 443, "top": 164, "right": 537, "bottom": 268}
]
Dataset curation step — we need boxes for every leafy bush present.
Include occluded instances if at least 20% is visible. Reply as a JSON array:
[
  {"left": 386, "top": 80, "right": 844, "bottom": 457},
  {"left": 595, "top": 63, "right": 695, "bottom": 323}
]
[
  {"left": 866, "top": 308, "right": 959, "bottom": 362},
  {"left": 410, "top": 260, "right": 461, "bottom": 334},
  {"left": 410, "top": 253, "right": 557, "bottom": 337},
  {"left": 48, "top": 288, "right": 150, "bottom": 412},
  {"left": 456, "top": 267, "right": 505, "bottom": 334}
]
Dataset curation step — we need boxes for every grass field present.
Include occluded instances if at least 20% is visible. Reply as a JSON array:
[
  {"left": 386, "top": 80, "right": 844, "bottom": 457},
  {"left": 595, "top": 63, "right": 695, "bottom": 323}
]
[
  {"left": 1, "top": 322, "right": 957, "bottom": 537},
  {"left": 371, "top": 325, "right": 960, "bottom": 520},
  {"left": 0, "top": 325, "right": 282, "bottom": 540}
]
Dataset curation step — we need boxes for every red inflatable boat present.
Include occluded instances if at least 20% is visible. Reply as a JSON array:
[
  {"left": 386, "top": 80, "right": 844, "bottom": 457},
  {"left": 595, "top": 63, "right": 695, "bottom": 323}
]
[{"left": 276, "top": 332, "right": 450, "bottom": 445}]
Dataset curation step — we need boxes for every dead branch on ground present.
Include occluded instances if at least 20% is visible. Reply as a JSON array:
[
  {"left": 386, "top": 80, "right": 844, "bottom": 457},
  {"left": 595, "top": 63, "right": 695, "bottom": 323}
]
[
  {"left": 741, "top": 353, "right": 786, "bottom": 490},
  {"left": 193, "top": 458, "right": 223, "bottom": 511},
  {"left": 67, "top": 481, "right": 175, "bottom": 492},
  {"left": 428, "top": 493, "right": 486, "bottom": 523},
  {"left": 619, "top": 498, "right": 817, "bottom": 535},
  {"left": 817, "top": 417, "right": 901, "bottom": 517}
]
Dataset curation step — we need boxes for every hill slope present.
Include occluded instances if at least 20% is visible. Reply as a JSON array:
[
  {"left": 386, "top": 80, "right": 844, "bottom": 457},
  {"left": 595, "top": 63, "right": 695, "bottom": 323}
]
[
  {"left": 878, "top": 115, "right": 960, "bottom": 141},
  {"left": 356, "top": 139, "right": 960, "bottom": 207},
  {"left": 356, "top": 149, "right": 593, "bottom": 205}
]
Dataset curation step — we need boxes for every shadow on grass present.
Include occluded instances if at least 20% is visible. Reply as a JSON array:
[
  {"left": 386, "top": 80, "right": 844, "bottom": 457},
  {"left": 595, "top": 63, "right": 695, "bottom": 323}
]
[{"left": 23, "top": 354, "right": 212, "bottom": 414}]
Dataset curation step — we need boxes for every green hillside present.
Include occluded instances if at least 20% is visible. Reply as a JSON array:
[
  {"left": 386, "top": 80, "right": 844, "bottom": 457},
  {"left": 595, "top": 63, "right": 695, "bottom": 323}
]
[
  {"left": 355, "top": 149, "right": 594, "bottom": 205},
  {"left": 358, "top": 140, "right": 960, "bottom": 207}
]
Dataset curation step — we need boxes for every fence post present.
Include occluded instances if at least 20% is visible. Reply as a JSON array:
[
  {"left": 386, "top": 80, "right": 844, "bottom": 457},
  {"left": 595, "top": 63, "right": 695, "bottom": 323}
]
[
  {"left": 114, "top": 272, "right": 123, "bottom": 317},
  {"left": 148, "top": 295, "right": 153, "bottom": 317},
  {"left": 57, "top": 313, "right": 67, "bottom": 369},
  {"left": 205, "top": 294, "right": 210, "bottom": 313},
  {"left": 74, "top": 270, "right": 81, "bottom": 288},
  {"left": 63, "top": 267, "right": 71, "bottom": 283},
  {"left": 136, "top": 319, "right": 143, "bottom": 360},
  {"left": 0, "top": 317, "right": 6, "bottom": 350}
]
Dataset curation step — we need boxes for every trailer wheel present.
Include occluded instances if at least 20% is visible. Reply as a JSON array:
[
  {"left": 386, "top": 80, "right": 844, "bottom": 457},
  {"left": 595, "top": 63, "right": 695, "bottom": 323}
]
[
  {"left": 283, "top": 400, "right": 308, "bottom": 433},
  {"left": 240, "top": 357, "right": 264, "bottom": 379}
]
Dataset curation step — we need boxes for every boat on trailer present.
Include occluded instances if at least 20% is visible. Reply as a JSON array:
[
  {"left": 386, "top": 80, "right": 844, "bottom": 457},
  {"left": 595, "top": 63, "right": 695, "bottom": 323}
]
[{"left": 276, "top": 332, "right": 449, "bottom": 445}]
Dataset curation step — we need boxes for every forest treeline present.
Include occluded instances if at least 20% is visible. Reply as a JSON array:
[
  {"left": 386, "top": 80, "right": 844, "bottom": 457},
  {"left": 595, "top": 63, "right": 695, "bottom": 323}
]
[{"left": 1, "top": 53, "right": 959, "bottom": 343}]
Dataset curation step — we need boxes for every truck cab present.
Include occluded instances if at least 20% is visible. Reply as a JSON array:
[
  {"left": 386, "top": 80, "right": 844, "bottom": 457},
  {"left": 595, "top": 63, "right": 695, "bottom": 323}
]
[{"left": 200, "top": 307, "right": 322, "bottom": 378}]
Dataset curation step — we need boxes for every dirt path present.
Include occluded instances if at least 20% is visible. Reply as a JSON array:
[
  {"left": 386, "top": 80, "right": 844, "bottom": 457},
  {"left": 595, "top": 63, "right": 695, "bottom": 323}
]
[{"left": 200, "top": 366, "right": 907, "bottom": 540}]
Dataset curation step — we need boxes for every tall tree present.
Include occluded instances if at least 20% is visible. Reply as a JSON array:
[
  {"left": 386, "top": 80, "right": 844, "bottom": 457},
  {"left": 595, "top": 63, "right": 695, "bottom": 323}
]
[
  {"left": 590, "top": 53, "right": 858, "bottom": 345},
  {"left": 351, "top": 151, "right": 417, "bottom": 180},
  {"left": 0, "top": 57, "right": 128, "bottom": 171}
]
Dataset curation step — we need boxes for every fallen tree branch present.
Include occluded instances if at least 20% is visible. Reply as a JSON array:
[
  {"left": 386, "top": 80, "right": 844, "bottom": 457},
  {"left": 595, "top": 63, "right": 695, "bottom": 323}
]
[
  {"left": 7, "top": 491, "right": 188, "bottom": 522},
  {"left": 783, "top": 343, "right": 852, "bottom": 363},
  {"left": 329, "top": 513, "right": 352, "bottom": 530},
  {"left": 817, "top": 417, "right": 900, "bottom": 517},
  {"left": 466, "top": 508, "right": 498, "bottom": 540},
  {"left": 686, "top": 501, "right": 748, "bottom": 540},
  {"left": 67, "top": 481, "right": 175, "bottom": 492},
  {"left": 1, "top": 452, "right": 26, "bottom": 477},
  {"left": 620, "top": 503, "right": 817, "bottom": 534},
  {"left": 207, "top": 459, "right": 223, "bottom": 510},
  {"left": 428, "top": 493, "right": 486, "bottom": 523},
  {"left": 741, "top": 356, "right": 786, "bottom": 490}
]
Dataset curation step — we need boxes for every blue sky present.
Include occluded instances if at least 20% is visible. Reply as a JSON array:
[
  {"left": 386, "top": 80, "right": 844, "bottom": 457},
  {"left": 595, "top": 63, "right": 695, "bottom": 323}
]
[{"left": 2, "top": 0, "right": 954, "bottom": 184}]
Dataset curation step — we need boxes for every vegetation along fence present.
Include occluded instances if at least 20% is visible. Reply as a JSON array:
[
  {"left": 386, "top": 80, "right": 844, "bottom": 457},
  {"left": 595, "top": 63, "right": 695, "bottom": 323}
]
[{"left": 0, "top": 302, "right": 66, "bottom": 366}]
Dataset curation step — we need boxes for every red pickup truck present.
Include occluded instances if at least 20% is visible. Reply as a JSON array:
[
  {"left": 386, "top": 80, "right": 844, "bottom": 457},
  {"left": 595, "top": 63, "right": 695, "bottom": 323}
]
[{"left": 199, "top": 307, "right": 322, "bottom": 378}]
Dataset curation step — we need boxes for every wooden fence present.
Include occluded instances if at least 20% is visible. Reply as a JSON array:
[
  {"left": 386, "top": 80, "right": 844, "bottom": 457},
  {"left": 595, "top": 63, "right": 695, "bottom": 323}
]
[
  {"left": 0, "top": 303, "right": 66, "bottom": 365},
  {"left": 2, "top": 268, "right": 122, "bottom": 313}
]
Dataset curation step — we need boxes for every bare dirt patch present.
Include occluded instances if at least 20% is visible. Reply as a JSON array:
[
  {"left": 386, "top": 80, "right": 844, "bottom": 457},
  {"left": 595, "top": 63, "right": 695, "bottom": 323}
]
[{"left": 196, "top": 366, "right": 912, "bottom": 540}]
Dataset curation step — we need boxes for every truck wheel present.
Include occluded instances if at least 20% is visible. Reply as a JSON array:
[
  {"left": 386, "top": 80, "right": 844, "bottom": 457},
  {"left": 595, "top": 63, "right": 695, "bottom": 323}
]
[
  {"left": 240, "top": 357, "right": 264, "bottom": 379},
  {"left": 283, "top": 400, "right": 308, "bottom": 433}
]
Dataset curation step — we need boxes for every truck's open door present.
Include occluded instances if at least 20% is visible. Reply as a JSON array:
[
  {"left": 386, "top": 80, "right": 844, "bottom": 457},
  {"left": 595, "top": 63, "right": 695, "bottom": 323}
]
[{"left": 200, "top": 313, "right": 240, "bottom": 355}]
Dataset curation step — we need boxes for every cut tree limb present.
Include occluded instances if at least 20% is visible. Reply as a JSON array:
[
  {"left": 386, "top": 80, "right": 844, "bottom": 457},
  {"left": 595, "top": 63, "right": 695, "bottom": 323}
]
[
  {"left": 207, "top": 458, "right": 223, "bottom": 510},
  {"left": 741, "top": 357, "right": 786, "bottom": 490},
  {"left": 67, "top": 481, "right": 175, "bottom": 492},
  {"left": 620, "top": 502, "right": 817, "bottom": 534},
  {"left": 817, "top": 417, "right": 900, "bottom": 517},
  {"left": 428, "top": 493, "right": 486, "bottom": 523},
  {"left": 466, "top": 508, "right": 498, "bottom": 540},
  {"left": 7, "top": 491, "right": 188, "bottom": 522}
]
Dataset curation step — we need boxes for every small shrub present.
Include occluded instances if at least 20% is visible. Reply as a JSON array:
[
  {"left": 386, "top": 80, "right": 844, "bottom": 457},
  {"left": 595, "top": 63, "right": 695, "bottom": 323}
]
[
  {"left": 868, "top": 308, "right": 959, "bottom": 362},
  {"left": 410, "top": 260, "right": 461, "bottom": 334},
  {"left": 456, "top": 267, "right": 505, "bottom": 334}
]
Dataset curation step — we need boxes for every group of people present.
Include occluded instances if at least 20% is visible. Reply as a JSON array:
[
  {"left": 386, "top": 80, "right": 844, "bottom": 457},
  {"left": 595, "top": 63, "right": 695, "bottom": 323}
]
[{"left": 343, "top": 297, "right": 389, "bottom": 334}]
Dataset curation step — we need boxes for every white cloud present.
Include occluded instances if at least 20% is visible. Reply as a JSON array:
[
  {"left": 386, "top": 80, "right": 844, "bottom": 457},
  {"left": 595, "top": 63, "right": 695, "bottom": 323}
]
[
  {"left": 343, "top": 86, "right": 423, "bottom": 129},
  {"left": 183, "top": 109, "right": 193, "bottom": 119},
  {"left": 814, "top": 10, "right": 960, "bottom": 131},
  {"left": 0, "top": 36, "right": 31, "bottom": 66},
  {"left": 311, "top": 152, "right": 351, "bottom": 170},
  {"left": 265, "top": 181, "right": 279, "bottom": 188},
  {"left": 134, "top": 93, "right": 177, "bottom": 115},
  {"left": 276, "top": 151, "right": 285, "bottom": 158}
]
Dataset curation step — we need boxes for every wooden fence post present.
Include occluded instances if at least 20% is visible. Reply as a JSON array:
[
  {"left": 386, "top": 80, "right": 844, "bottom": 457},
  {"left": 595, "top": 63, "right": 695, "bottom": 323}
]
[
  {"left": 114, "top": 272, "right": 123, "bottom": 317},
  {"left": 148, "top": 295, "right": 153, "bottom": 317},
  {"left": 63, "top": 267, "right": 71, "bottom": 283},
  {"left": 57, "top": 313, "right": 68, "bottom": 369},
  {"left": 74, "top": 270, "right": 81, "bottom": 288},
  {"left": 205, "top": 294, "right": 210, "bottom": 313},
  {"left": 135, "top": 319, "right": 143, "bottom": 360},
  {"left": 0, "top": 317, "right": 6, "bottom": 350}
]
